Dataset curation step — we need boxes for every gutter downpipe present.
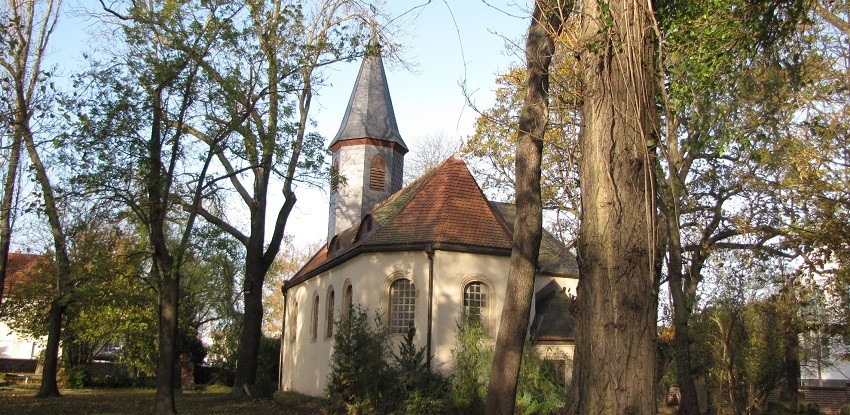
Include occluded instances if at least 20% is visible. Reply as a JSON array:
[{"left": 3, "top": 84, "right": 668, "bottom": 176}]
[
  {"left": 426, "top": 245, "right": 434, "bottom": 371},
  {"left": 279, "top": 286, "right": 288, "bottom": 391}
]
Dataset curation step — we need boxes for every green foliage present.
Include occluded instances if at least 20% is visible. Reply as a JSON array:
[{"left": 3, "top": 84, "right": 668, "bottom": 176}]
[
  {"left": 325, "top": 306, "right": 391, "bottom": 414},
  {"left": 689, "top": 296, "right": 787, "bottom": 413},
  {"left": 447, "top": 316, "right": 567, "bottom": 414},
  {"left": 448, "top": 317, "right": 492, "bottom": 414},
  {"left": 389, "top": 325, "right": 449, "bottom": 414}
]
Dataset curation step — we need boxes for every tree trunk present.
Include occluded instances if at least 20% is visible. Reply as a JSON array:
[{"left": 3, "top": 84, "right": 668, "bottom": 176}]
[
  {"left": 668, "top": 250, "right": 700, "bottom": 415},
  {"left": 484, "top": 2, "right": 565, "bottom": 414},
  {"left": 22, "top": 120, "right": 72, "bottom": 399},
  {"left": 148, "top": 88, "right": 178, "bottom": 415},
  {"left": 782, "top": 293, "right": 800, "bottom": 408},
  {"left": 232, "top": 260, "right": 265, "bottom": 394},
  {"left": 0, "top": 134, "right": 22, "bottom": 305},
  {"left": 567, "top": 0, "right": 658, "bottom": 412},
  {"left": 36, "top": 299, "right": 65, "bottom": 397}
]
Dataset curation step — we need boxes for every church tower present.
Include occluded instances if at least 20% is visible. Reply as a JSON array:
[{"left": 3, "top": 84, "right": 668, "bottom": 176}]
[{"left": 327, "top": 43, "right": 407, "bottom": 242}]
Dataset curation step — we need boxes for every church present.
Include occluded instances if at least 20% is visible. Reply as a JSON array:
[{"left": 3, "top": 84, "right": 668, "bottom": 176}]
[{"left": 278, "top": 46, "right": 579, "bottom": 397}]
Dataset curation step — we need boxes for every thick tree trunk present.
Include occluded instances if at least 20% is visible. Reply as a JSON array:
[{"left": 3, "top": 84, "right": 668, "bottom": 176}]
[
  {"left": 36, "top": 299, "right": 65, "bottom": 397},
  {"left": 567, "top": 0, "right": 658, "bottom": 413},
  {"left": 232, "top": 260, "right": 265, "bottom": 394},
  {"left": 148, "top": 88, "right": 178, "bottom": 415},
  {"left": 484, "top": 2, "right": 565, "bottom": 414},
  {"left": 0, "top": 134, "right": 22, "bottom": 305},
  {"left": 153, "top": 259, "right": 179, "bottom": 414}
]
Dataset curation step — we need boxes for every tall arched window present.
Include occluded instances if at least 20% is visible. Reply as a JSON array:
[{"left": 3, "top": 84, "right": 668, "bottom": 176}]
[
  {"left": 326, "top": 288, "right": 335, "bottom": 338},
  {"left": 369, "top": 155, "right": 386, "bottom": 192},
  {"left": 342, "top": 281, "right": 353, "bottom": 321},
  {"left": 311, "top": 294, "right": 319, "bottom": 341},
  {"left": 288, "top": 301, "right": 298, "bottom": 343},
  {"left": 389, "top": 279, "right": 415, "bottom": 334},
  {"left": 464, "top": 281, "right": 488, "bottom": 323}
]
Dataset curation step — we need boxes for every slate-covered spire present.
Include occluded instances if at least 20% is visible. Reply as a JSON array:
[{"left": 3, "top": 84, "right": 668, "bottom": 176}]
[{"left": 329, "top": 33, "right": 407, "bottom": 151}]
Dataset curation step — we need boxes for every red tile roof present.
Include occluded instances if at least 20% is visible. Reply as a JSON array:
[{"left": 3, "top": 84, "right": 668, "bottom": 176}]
[
  {"left": 3, "top": 253, "right": 44, "bottom": 295},
  {"left": 286, "top": 157, "right": 577, "bottom": 287}
]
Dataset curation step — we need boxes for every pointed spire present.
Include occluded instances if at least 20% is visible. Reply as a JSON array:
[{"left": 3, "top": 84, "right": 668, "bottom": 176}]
[{"left": 329, "top": 27, "right": 407, "bottom": 152}]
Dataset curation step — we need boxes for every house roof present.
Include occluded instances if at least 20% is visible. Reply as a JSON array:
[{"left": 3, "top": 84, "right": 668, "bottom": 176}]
[
  {"left": 328, "top": 47, "right": 408, "bottom": 152},
  {"left": 286, "top": 157, "right": 578, "bottom": 288},
  {"left": 3, "top": 253, "right": 44, "bottom": 296},
  {"left": 531, "top": 279, "right": 575, "bottom": 342}
]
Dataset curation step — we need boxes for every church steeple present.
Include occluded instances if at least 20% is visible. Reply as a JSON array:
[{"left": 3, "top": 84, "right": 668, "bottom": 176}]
[
  {"left": 328, "top": 36, "right": 407, "bottom": 151},
  {"left": 327, "top": 33, "right": 407, "bottom": 242}
]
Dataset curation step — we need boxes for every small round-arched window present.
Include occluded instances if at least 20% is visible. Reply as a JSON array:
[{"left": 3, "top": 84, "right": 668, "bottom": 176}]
[{"left": 463, "top": 281, "right": 488, "bottom": 322}]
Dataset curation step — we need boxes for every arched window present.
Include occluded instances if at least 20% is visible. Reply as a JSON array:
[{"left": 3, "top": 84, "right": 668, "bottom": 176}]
[
  {"left": 288, "top": 301, "right": 298, "bottom": 343},
  {"left": 311, "top": 294, "right": 319, "bottom": 341},
  {"left": 389, "top": 279, "right": 415, "bottom": 334},
  {"left": 369, "top": 155, "right": 386, "bottom": 192},
  {"left": 342, "top": 281, "right": 353, "bottom": 321},
  {"left": 464, "top": 281, "right": 488, "bottom": 323},
  {"left": 326, "top": 288, "right": 335, "bottom": 338}
]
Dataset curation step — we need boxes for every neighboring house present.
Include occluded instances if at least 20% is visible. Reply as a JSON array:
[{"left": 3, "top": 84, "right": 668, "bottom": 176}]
[
  {"left": 1, "top": 253, "right": 47, "bottom": 362},
  {"left": 279, "top": 45, "right": 578, "bottom": 396}
]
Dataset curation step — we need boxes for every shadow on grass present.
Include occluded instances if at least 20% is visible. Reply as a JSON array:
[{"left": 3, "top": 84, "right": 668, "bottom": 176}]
[{"left": 0, "top": 385, "right": 326, "bottom": 415}]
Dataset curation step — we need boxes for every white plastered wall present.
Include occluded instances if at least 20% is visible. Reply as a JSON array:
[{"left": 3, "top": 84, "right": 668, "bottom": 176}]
[{"left": 280, "top": 248, "right": 578, "bottom": 397}]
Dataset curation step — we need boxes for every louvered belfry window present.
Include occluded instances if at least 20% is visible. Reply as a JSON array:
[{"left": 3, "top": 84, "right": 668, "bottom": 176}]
[
  {"left": 389, "top": 279, "right": 415, "bottom": 334},
  {"left": 369, "top": 155, "right": 386, "bottom": 192}
]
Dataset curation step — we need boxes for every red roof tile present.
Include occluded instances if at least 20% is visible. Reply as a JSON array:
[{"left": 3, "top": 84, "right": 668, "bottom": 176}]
[
  {"left": 286, "top": 157, "right": 577, "bottom": 287},
  {"left": 3, "top": 253, "right": 44, "bottom": 295}
]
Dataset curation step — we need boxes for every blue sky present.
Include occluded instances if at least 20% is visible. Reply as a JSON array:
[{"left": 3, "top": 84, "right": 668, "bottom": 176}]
[{"left": 42, "top": 0, "right": 532, "bottom": 250}]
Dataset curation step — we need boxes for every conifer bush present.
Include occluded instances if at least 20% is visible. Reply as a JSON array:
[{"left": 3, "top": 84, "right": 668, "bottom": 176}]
[{"left": 325, "top": 306, "right": 391, "bottom": 414}]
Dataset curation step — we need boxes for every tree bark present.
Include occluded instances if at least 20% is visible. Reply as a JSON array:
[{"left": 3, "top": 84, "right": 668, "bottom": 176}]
[
  {"left": 148, "top": 87, "right": 178, "bottom": 415},
  {"left": 667, "top": 226, "right": 701, "bottom": 415},
  {"left": 567, "top": 0, "right": 658, "bottom": 412},
  {"left": 485, "top": 2, "right": 565, "bottom": 414},
  {"left": 782, "top": 288, "right": 800, "bottom": 408},
  {"left": 0, "top": 129, "right": 22, "bottom": 306},
  {"left": 37, "top": 299, "right": 65, "bottom": 397},
  {"left": 20, "top": 116, "right": 72, "bottom": 398}
]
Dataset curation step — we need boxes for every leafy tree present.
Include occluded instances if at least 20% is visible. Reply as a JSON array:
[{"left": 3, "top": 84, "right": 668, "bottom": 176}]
[
  {"left": 688, "top": 261, "right": 788, "bottom": 414},
  {"left": 0, "top": 0, "right": 64, "bottom": 397},
  {"left": 0, "top": 0, "right": 61, "bottom": 307},
  {"left": 0, "top": 212, "right": 158, "bottom": 382},
  {"left": 461, "top": 40, "right": 581, "bottom": 245},
  {"left": 66, "top": 8, "right": 213, "bottom": 408},
  {"left": 95, "top": 0, "right": 379, "bottom": 395}
]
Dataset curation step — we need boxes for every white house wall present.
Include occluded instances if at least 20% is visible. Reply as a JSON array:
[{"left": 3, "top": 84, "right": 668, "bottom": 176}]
[
  {"left": 281, "top": 248, "right": 577, "bottom": 397},
  {"left": 0, "top": 321, "right": 44, "bottom": 360}
]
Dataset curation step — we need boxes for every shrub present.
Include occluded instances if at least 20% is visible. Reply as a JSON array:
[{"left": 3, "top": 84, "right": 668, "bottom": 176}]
[
  {"left": 447, "top": 315, "right": 568, "bottom": 414},
  {"left": 448, "top": 316, "right": 492, "bottom": 414},
  {"left": 389, "top": 325, "right": 449, "bottom": 414},
  {"left": 325, "top": 306, "right": 391, "bottom": 414}
]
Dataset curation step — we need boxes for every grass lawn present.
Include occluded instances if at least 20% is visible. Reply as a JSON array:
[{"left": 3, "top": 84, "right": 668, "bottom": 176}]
[{"left": 0, "top": 385, "right": 326, "bottom": 415}]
